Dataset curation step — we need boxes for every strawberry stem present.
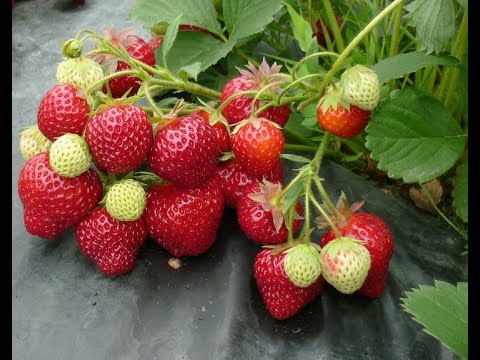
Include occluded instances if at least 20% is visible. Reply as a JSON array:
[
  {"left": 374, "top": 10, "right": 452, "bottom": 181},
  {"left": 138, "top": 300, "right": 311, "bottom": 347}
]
[
  {"left": 291, "top": 52, "right": 340, "bottom": 80},
  {"left": 310, "top": 194, "right": 342, "bottom": 239},
  {"left": 142, "top": 81, "right": 164, "bottom": 116},
  {"left": 276, "top": 73, "right": 325, "bottom": 105}
]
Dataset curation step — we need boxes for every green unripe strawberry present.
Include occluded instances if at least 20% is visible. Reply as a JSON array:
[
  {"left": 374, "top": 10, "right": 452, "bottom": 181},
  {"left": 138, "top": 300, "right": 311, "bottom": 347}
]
[
  {"left": 340, "top": 65, "right": 380, "bottom": 111},
  {"left": 56, "top": 57, "right": 104, "bottom": 92},
  {"left": 283, "top": 243, "right": 322, "bottom": 288},
  {"left": 320, "top": 236, "right": 371, "bottom": 294},
  {"left": 105, "top": 179, "right": 146, "bottom": 222},
  {"left": 49, "top": 133, "right": 92, "bottom": 178},
  {"left": 19, "top": 125, "right": 52, "bottom": 160}
]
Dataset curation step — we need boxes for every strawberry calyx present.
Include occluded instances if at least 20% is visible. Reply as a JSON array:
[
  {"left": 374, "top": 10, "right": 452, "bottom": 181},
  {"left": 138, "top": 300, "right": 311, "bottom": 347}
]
[
  {"left": 61, "top": 39, "right": 83, "bottom": 58},
  {"left": 231, "top": 116, "right": 281, "bottom": 135},
  {"left": 263, "top": 237, "right": 320, "bottom": 256},
  {"left": 197, "top": 99, "right": 232, "bottom": 135},
  {"left": 236, "top": 58, "right": 288, "bottom": 94},
  {"left": 317, "top": 82, "right": 351, "bottom": 114},
  {"left": 315, "top": 191, "right": 365, "bottom": 229},
  {"left": 90, "top": 25, "right": 136, "bottom": 65}
]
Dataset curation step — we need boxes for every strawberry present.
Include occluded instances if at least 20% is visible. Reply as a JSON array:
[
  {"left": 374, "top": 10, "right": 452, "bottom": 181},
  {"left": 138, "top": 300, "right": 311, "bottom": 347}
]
[
  {"left": 56, "top": 57, "right": 104, "bottom": 93},
  {"left": 315, "top": 16, "right": 343, "bottom": 48},
  {"left": 231, "top": 117, "right": 285, "bottom": 176},
  {"left": 254, "top": 248, "right": 325, "bottom": 320},
  {"left": 49, "top": 133, "right": 92, "bottom": 178},
  {"left": 76, "top": 208, "right": 147, "bottom": 276},
  {"left": 316, "top": 83, "right": 370, "bottom": 139},
  {"left": 85, "top": 103, "right": 153, "bottom": 174},
  {"left": 318, "top": 194, "right": 394, "bottom": 297},
  {"left": 147, "top": 114, "right": 218, "bottom": 188},
  {"left": 37, "top": 84, "right": 90, "bottom": 141},
  {"left": 237, "top": 180, "right": 302, "bottom": 245},
  {"left": 340, "top": 65, "right": 380, "bottom": 111},
  {"left": 105, "top": 179, "right": 146, "bottom": 222},
  {"left": 283, "top": 243, "right": 322, "bottom": 287},
  {"left": 19, "top": 125, "right": 52, "bottom": 161},
  {"left": 145, "top": 176, "right": 224, "bottom": 257},
  {"left": 189, "top": 109, "right": 231, "bottom": 154},
  {"left": 147, "top": 35, "right": 164, "bottom": 52},
  {"left": 220, "top": 59, "right": 291, "bottom": 126},
  {"left": 215, "top": 158, "right": 283, "bottom": 208},
  {"left": 319, "top": 236, "right": 371, "bottom": 294},
  {"left": 18, "top": 153, "right": 103, "bottom": 238},
  {"left": 92, "top": 26, "right": 155, "bottom": 98}
]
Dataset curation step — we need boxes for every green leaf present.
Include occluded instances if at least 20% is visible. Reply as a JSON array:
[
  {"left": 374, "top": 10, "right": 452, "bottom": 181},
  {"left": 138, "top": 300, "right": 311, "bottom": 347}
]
[
  {"left": 452, "top": 161, "right": 468, "bottom": 222},
  {"left": 365, "top": 87, "right": 466, "bottom": 184},
  {"left": 404, "top": 0, "right": 456, "bottom": 54},
  {"left": 161, "top": 15, "right": 181, "bottom": 66},
  {"left": 282, "top": 181, "right": 304, "bottom": 213},
  {"left": 300, "top": 103, "right": 319, "bottom": 128},
  {"left": 280, "top": 154, "right": 311, "bottom": 164},
  {"left": 285, "top": 4, "right": 313, "bottom": 52},
  {"left": 223, "top": 0, "right": 283, "bottom": 40},
  {"left": 372, "top": 51, "right": 459, "bottom": 83},
  {"left": 401, "top": 281, "right": 468, "bottom": 359},
  {"left": 178, "top": 62, "right": 202, "bottom": 81},
  {"left": 163, "top": 32, "right": 236, "bottom": 76},
  {"left": 129, "top": 0, "right": 222, "bottom": 36}
]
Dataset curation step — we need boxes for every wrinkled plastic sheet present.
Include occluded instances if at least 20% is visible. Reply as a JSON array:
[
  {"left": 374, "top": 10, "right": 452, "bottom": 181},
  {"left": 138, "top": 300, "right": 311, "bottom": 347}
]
[{"left": 12, "top": 1, "right": 467, "bottom": 359}]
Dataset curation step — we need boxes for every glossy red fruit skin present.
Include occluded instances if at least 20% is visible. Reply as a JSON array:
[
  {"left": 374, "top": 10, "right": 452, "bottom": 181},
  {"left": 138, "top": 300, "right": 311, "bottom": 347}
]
[
  {"left": 145, "top": 177, "right": 224, "bottom": 257},
  {"left": 37, "top": 84, "right": 90, "bottom": 141},
  {"left": 254, "top": 248, "right": 325, "bottom": 320},
  {"left": 147, "top": 116, "right": 218, "bottom": 188},
  {"left": 220, "top": 76, "right": 291, "bottom": 126},
  {"left": 320, "top": 212, "right": 394, "bottom": 298},
  {"left": 215, "top": 159, "right": 283, "bottom": 208},
  {"left": 76, "top": 209, "right": 147, "bottom": 277},
  {"left": 231, "top": 120, "right": 285, "bottom": 177},
  {"left": 106, "top": 35, "right": 156, "bottom": 98},
  {"left": 18, "top": 153, "right": 103, "bottom": 238},
  {"left": 85, "top": 104, "right": 153, "bottom": 174},
  {"left": 189, "top": 110, "right": 231, "bottom": 154},
  {"left": 237, "top": 183, "right": 303, "bottom": 245},
  {"left": 316, "top": 104, "right": 371, "bottom": 139},
  {"left": 147, "top": 35, "right": 164, "bottom": 51}
]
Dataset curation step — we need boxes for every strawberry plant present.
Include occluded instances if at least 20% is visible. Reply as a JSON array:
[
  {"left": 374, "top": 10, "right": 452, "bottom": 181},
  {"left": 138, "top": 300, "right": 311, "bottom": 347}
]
[{"left": 14, "top": 0, "right": 468, "bottom": 357}]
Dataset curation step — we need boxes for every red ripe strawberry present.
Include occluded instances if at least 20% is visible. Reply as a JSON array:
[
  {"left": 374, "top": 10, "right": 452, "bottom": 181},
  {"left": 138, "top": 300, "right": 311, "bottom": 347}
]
[
  {"left": 316, "top": 83, "right": 370, "bottom": 139},
  {"left": 315, "top": 16, "right": 343, "bottom": 48},
  {"left": 254, "top": 248, "right": 325, "bottom": 320},
  {"left": 189, "top": 109, "right": 231, "bottom": 154},
  {"left": 18, "top": 153, "right": 103, "bottom": 238},
  {"left": 76, "top": 208, "right": 147, "bottom": 276},
  {"left": 220, "top": 59, "right": 291, "bottom": 126},
  {"left": 147, "top": 35, "right": 164, "bottom": 51},
  {"left": 215, "top": 158, "right": 283, "bottom": 208},
  {"left": 93, "top": 26, "right": 155, "bottom": 98},
  {"left": 37, "top": 84, "right": 90, "bottom": 141},
  {"left": 147, "top": 114, "right": 218, "bottom": 188},
  {"left": 231, "top": 117, "right": 284, "bottom": 177},
  {"left": 145, "top": 176, "right": 224, "bottom": 257},
  {"left": 317, "top": 193, "right": 394, "bottom": 298},
  {"left": 237, "top": 180, "right": 302, "bottom": 245},
  {"left": 85, "top": 103, "right": 153, "bottom": 174}
]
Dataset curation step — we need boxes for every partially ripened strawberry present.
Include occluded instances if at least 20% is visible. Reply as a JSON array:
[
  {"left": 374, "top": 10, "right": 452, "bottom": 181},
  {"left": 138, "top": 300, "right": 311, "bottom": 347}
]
[
  {"left": 231, "top": 117, "right": 285, "bottom": 176},
  {"left": 316, "top": 83, "right": 371, "bottom": 139},
  {"left": 254, "top": 248, "right": 325, "bottom": 320},
  {"left": 18, "top": 153, "right": 103, "bottom": 239},
  {"left": 319, "top": 194, "right": 394, "bottom": 297},
  {"left": 76, "top": 208, "right": 147, "bottom": 276},
  {"left": 19, "top": 125, "right": 52, "bottom": 161},
  {"left": 56, "top": 57, "right": 104, "bottom": 92},
  {"left": 320, "top": 236, "right": 371, "bottom": 294},
  {"left": 215, "top": 158, "right": 283, "bottom": 208},
  {"left": 37, "top": 84, "right": 90, "bottom": 141},
  {"left": 145, "top": 176, "right": 224, "bottom": 257},
  {"left": 237, "top": 180, "right": 302, "bottom": 245},
  {"left": 340, "top": 65, "right": 380, "bottom": 111},
  {"left": 105, "top": 179, "right": 146, "bottom": 222},
  {"left": 190, "top": 109, "right": 231, "bottom": 154},
  {"left": 147, "top": 113, "right": 218, "bottom": 188},
  {"left": 49, "top": 133, "right": 92, "bottom": 178},
  {"left": 85, "top": 103, "right": 153, "bottom": 174},
  {"left": 92, "top": 26, "right": 155, "bottom": 98},
  {"left": 220, "top": 59, "right": 291, "bottom": 126}
]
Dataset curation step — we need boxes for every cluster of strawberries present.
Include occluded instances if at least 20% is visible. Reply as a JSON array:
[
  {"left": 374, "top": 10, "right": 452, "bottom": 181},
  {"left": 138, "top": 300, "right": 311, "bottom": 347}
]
[{"left": 17, "top": 26, "right": 394, "bottom": 320}]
